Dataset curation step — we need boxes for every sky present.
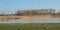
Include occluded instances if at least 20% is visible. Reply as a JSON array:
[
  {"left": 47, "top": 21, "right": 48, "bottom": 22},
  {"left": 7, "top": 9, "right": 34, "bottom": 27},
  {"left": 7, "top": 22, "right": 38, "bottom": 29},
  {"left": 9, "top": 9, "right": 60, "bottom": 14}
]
[{"left": 0, "top": 0, "right": 60, "bottom": 14}]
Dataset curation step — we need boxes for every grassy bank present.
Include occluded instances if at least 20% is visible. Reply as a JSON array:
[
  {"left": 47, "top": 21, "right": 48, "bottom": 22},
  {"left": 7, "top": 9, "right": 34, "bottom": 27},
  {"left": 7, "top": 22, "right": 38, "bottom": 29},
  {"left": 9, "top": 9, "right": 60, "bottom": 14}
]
[
  {"left": 0, "top": 15, "right": 54, "bottom": 20},
  {"left": 0, "top": 23, "right": 60, "bottom": 30},
  {"left": 0, "top": 15, "right": 60, "bottom": 21}
]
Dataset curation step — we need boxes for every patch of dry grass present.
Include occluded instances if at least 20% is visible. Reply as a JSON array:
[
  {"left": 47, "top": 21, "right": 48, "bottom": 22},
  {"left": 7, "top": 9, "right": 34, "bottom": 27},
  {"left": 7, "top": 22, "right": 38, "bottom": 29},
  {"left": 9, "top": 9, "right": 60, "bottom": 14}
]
[{"left": 0, "top": 15, "right": 60, "bottom": 21}]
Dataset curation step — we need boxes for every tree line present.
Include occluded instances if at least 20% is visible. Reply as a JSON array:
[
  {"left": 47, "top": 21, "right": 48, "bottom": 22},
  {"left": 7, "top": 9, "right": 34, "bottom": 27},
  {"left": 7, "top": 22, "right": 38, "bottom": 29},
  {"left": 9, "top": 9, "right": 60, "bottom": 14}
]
[{"left": 0, "top": 9, "right": 60, "bottom": 16}]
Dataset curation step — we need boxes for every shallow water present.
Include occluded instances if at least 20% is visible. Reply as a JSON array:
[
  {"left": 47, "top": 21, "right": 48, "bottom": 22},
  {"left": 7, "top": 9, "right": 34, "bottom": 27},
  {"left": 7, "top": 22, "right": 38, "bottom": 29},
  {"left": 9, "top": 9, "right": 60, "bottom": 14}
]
[{"left": 0, "top": 19, "right": 60, "bottom": 24}]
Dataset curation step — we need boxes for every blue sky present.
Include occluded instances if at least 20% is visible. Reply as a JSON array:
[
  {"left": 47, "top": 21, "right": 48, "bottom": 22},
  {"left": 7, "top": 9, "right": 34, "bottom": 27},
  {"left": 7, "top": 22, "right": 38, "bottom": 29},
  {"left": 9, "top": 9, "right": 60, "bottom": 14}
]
[{"left": 0, "top": 0, "right": 60, "bottom": 14}]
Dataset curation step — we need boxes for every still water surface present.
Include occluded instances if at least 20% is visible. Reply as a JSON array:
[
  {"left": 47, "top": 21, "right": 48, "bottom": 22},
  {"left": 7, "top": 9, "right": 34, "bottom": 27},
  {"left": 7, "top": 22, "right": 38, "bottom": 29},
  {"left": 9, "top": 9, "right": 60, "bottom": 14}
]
[{"left": 0, "top": 19, "right": 60, "bottom": 24}]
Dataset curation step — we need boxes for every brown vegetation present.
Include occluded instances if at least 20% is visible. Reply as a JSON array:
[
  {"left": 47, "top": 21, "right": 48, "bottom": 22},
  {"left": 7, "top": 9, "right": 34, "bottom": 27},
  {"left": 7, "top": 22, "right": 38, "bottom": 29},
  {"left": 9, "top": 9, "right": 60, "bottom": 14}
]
[{"left": 0, "top": 15, "right": 60, "bottom": 21}]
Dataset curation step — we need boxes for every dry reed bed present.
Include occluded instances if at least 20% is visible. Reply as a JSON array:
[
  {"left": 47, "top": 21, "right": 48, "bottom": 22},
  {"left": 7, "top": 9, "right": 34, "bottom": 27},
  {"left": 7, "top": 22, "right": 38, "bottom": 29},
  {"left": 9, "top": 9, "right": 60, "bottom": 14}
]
[{"left": 0, "top": 15, "right": 60, "bottom": 21}]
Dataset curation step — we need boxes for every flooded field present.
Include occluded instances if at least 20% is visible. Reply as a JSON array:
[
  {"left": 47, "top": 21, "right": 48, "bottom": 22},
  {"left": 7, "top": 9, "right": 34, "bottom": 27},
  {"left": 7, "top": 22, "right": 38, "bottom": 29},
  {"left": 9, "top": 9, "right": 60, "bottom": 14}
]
[{"left": 0, "top": 18, "right": 60, "bottom": 24}]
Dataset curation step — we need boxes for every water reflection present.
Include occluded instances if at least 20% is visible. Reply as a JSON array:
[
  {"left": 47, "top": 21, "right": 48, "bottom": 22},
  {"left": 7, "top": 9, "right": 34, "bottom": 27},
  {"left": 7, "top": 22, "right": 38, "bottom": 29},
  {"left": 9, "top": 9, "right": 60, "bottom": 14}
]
[{"left": 0, "top": 19, "right": 60, "bottom": 24}]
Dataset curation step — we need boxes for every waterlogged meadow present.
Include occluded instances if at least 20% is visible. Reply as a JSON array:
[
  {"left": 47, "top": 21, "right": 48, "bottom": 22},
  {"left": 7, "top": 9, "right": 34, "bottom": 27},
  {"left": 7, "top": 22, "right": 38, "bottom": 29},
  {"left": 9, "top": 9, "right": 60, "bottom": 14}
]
[{"left": 0, "top": 23, "right": 60, "bottom": 30}]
